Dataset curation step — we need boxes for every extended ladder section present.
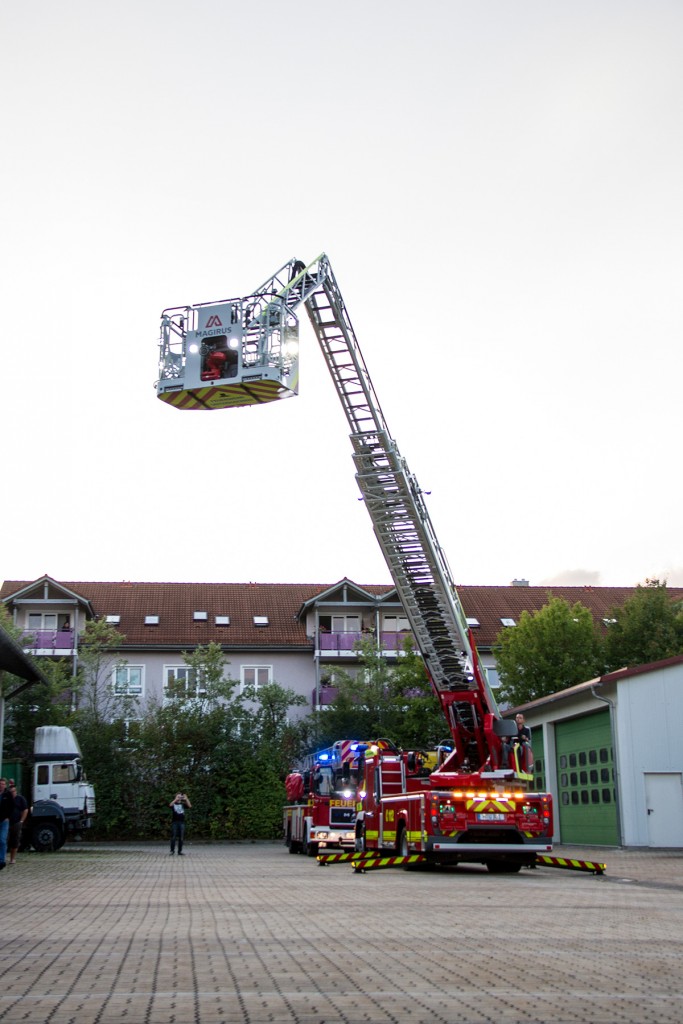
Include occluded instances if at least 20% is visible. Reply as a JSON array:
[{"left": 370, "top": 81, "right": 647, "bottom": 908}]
[{"left": 250, "top": 256, "right": 503, "bottom": 770}]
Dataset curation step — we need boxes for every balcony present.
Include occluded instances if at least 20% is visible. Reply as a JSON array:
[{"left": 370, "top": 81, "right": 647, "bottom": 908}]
[
  {"left": 21, "top": 629, "right": 76, "bottom": 656},
  {"left": 312, "top": 685, "right": 339, "bottom": 708},
  {"left": 316, "top": 630, "right": 414, "bottom": 656}
]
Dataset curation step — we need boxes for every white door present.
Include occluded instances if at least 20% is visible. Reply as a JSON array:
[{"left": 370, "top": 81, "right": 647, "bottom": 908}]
[{"left": 644, "top": 773, "right": 683, "bottom": 847}]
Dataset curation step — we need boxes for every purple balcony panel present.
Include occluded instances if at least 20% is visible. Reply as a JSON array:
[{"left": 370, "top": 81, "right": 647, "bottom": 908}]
[
  {"left": 321, "top": 686, "right": 339, "bottom": 705},
  {"left": 379, "top": 631, "right": 413, "bottom": 651},
  {"left": 22, "top": 629, "right": 74, "bottom": 649},
  {"left": 318, "top": 631, "right": 361, "bottom": 651}
]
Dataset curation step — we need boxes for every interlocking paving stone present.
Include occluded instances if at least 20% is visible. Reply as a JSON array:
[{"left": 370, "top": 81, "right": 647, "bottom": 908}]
[{"left": 0, "top": 842, "right": 682, "bottom": 1023}]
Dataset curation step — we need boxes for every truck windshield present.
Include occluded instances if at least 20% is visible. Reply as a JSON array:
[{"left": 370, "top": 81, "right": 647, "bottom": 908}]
[{"left": 53, "top": 762, "right": 79, "bottom": 784}]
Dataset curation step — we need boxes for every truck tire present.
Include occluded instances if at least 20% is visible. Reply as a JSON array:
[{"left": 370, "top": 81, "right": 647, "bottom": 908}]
[
  {"left": 303, "top": 827, "right": 317, "bottom": 857},
  {"left": 486, "top": 859, "right": 522, "bottom": 874},
  {"left": 31, "top": 823, "right": 62, "bottom": 853},
  {"left": 286, "top": 827, "right": 299, "bottom": 854}
]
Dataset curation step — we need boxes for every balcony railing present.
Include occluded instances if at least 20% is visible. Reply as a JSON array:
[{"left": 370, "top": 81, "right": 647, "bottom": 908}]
[
  {"left": 317, "top": 630, "right": 413, "bottom": 653},
  {"left": 313, "top": 685, "right": 339, "bottom": 707},
  {"left": 21, "top": 629, "right": 76, "bottom": 653}
]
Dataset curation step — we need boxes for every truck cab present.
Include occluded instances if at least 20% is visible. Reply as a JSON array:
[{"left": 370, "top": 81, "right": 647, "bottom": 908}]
[{"left": 26, "top": 727, "right": 96, "bottom": 852}]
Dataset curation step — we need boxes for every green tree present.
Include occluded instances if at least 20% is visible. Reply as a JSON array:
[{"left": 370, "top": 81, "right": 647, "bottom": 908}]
[
  {"left": 238, "top": 681, "right": 309, "bottom": 774},
  {"left": 2, "top": 659, "right": 74, "bottom": 766},
  {"left": 69, "top": 618, "right": 140, "bottom": 840},
  {"left": 318, "top": 637, "right": 442, "bottom": 749},
  {"left": 495, "top": 596, "right": 605, "bottom": 706},
  {"left": 0, "top": 606, "right": 74, "bottom": 768},
  {"left": 73, "top": 618, "right": 137, "bottom": 725},
  {"left": 605, "top": 579, "right": 683, "bottom": 670},
  {"left": 121, "top": 647, "right": 310, "bottom": 842},
  {"left": 128, "top": 642, "right": 240, "bottom": 840}
]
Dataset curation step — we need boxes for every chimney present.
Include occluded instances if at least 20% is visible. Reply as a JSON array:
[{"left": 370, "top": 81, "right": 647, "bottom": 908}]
[{"left": 511, "top": 578, "right": 529, "bottom": 587}]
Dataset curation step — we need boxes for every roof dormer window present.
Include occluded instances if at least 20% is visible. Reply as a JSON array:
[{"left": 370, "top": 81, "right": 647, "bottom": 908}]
[{"left": 145, "top": 615, "right": 159, "bottom": 626}]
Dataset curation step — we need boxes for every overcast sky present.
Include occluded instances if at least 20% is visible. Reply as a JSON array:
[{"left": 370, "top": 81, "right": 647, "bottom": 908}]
[{"left": 1, "top": 1, "right": 681, "bottom": 590}]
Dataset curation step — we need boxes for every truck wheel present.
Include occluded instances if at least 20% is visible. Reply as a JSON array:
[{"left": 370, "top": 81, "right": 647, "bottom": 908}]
[
  {"left": 303, "top": 827, "right": 317, "bottom": 857},
  {"left": 486, "top": 859, "right": 522, "bottom": 874},
  {"left": 31, "top": 823, "right": 61, "bottom": 853}
]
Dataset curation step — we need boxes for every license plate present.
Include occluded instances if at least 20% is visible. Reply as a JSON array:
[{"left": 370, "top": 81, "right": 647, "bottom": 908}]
[{"left": 477, "top": 813, "right": 506, "bottom": 821}]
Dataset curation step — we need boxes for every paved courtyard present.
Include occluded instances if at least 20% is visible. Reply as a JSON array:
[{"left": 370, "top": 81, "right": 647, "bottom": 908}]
[{"left": 0, "top": 841, "right": 682, "bottom": 1024}]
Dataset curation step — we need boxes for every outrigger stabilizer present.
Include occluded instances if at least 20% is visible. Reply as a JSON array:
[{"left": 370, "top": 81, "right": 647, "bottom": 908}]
[{"left": 317, "top": 852, "right": 606, "bottom": 875}]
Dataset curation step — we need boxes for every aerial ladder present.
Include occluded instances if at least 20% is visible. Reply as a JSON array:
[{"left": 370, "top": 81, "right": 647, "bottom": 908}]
[
  {"left": 157, "top": 254, "right": 518, "bottom": 782},
  {"left": 157, "top": 256, "right": 553, "bottom": 868}
]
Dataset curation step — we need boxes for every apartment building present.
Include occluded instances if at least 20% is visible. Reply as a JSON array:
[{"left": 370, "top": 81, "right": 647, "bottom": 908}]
[{"left": 3, "top": 574, "right": 674, "bottom": 717}]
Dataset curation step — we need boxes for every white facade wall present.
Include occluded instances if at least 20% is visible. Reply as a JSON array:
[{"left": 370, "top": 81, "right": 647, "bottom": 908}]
[
  {"left": 615, "top": 664, "right": 683, "bottom": 847},
  {"left": 114, "top": 649, "right": 315, "bottom": 717},
  {"left": 523, "top": 663, "right": 683, "bottom": 848}
]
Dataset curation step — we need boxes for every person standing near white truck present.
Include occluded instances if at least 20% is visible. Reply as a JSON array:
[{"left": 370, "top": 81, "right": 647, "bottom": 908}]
[{"left": 0, "top": 777, "right": 14, "bottom": 868}]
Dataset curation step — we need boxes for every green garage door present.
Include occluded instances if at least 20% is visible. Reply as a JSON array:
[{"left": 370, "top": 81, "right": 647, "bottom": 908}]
[
  {"left": 529, "top": 727, "right": 546, "bottom": 792},
  {"left": 556, "top": 711, "right": 618, "bottom": 846}
]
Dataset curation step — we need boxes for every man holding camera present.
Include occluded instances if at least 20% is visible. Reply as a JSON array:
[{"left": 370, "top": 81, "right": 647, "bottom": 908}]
[{"left": 169, "top": 791, "right": 192, "bottom": 856}]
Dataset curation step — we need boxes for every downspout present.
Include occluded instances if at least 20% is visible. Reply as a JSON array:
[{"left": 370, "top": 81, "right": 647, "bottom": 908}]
[{"left": 591, "top": 682, "right": 623, "bottom": 847}]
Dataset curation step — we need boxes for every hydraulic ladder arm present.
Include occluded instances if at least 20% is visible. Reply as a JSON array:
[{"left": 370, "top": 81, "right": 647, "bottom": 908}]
[{"left": 253, "top": 255, "right": 507, "bottom": 774}]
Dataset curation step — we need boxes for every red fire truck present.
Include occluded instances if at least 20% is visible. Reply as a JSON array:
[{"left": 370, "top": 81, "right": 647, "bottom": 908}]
[
  {"left": 156, "top": 255, "right": 554, "bottom": 873},
  {"left": 283, "top": 739, "right": 374, "bottom": 857}
]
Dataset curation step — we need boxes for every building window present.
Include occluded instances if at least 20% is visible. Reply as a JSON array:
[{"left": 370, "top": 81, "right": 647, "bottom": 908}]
[
  {"left": 28, "top": 612, "right": 57, "bottom": 630},
  {"left": 215, "top": 615, "right": 230, "bottom": 626},
  {"left": 253, "top": 616, "right": 269, "bottom": 627},
  {"left": 193, "top": 611, "right": 208, "bottom": 622},
  {"left": 382, "top": 615, "right": 410, "bottom": 632},
  {"left": 114, "top": 666, "right": 143, "bottom": 696},
  {"left": 164, "top": 666, "right": 206, "bottom": 699},
  {"left": 485, "top": 666, "right": 500, "bottom": 689},
  {"left": 332, "top": 615, "right": 360, "bottom": 632},
  {"left": 241, "top": 665, "right": 271, "bottom": 693}
]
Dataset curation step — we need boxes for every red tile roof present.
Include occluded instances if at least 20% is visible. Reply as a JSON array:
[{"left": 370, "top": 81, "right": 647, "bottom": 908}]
[
  {"left": 0, "top": 579, "right": 387, "bottom": 649},
  {"left": 2, "top": 579, "right": 681, "bottom": 652},
  {"left": 453, "top": 584, "right": 683, "bottom": 649}
]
